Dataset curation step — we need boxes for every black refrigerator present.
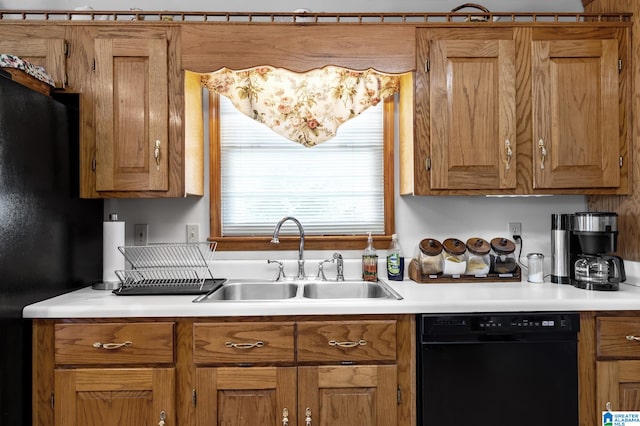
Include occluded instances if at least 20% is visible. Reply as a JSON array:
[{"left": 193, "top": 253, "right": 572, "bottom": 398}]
[{"left": 0, "top": 71, "right": 103, "bottom": 425}]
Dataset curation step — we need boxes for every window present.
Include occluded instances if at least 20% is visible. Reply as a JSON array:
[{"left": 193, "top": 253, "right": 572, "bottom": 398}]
[{"left": 208, "top": 93, "right": 395, "bottom": 251}]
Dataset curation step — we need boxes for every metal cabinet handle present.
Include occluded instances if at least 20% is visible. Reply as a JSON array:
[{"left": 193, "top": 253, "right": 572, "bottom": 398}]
[
  {"left": 538, "top": 139, "right": 547, "bottom": 170},
  {"left": 505, "top": 139, "right": 513, "bottom": 171},
  {"left": 305, "top": 408, "right": 312, "bottom": 426},
  {"left": 328, "top": 339, "right": 367, "bottom": 348},
  {"left": 626, "top": 335, "right": 640, "bottom": 342},
  {"left": 282, "top": 408, "right": 289, "bottom": 426},
  {"left": 154, "top": 140, "right": 161, "bottom": 170},
  {"left": 225, "top": 341, "right": 264, "bottom": 349},
  {"left": 158, "top": 410, "right": 166, "bottom": 426},
  {"left": 92, "top": 341, "right": 132, "bottom": 350}
]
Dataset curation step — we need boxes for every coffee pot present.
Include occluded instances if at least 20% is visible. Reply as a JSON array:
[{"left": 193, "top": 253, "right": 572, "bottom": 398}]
[
  {"left": 574, "top": 255, "right": 625, "bottom": 288},
  {"left": 571, "top": 212, "right": 626, "bottom": 291}
]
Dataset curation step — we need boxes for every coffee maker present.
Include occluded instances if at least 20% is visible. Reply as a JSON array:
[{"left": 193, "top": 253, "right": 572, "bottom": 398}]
[{"left": 569, "top": 212, "right": 625, "bottom": 291}]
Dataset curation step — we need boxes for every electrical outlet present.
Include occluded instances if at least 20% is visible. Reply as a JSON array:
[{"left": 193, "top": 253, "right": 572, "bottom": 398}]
[
  {"left": 508, "top": 222, "right": 522, "bottom": 237},
  {"left": 186, "top": 224, "right": 199, "bottom": 243},
  {"left": 134, "top": 224, "right": 148, "bottom": 246}
]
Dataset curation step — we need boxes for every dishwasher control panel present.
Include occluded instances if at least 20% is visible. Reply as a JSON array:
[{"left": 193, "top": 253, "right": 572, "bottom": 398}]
[{"left": 419, "top": 312, "right": 579, "bottom": 341}]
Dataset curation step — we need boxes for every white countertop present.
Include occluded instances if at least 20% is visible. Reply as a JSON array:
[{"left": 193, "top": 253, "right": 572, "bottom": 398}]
[{"left": 23, "top": 276, "right": 640, "bottom": 319}]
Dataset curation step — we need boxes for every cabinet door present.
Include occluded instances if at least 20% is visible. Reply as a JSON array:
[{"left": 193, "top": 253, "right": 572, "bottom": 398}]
[
  {"left": 298, "top": 365, "right": 397, "bottom": 426},
  {"left": 428, "top": 36, "right": 516, "bottom": 190},
  {"left": 54, "top": 367, "right": 174, "bottom": 426},
  {"left": 597, "top": 361, "right": 640, "bottom": 415},
  {"left": 532, "top": 39, "right": 619, "bottom": 189},
  {"left": 0, "top": 37, "right": 67, "bottom": 88},
  {"left": 196, "top": 366, "right": 297, "bottom": 426},
  {"left": 94, "top": 37, "right": 169, "bottom": 192}
]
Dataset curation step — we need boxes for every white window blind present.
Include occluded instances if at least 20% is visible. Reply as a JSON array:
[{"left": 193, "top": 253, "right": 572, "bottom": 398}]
[{"left": 219, "top": 95, "right": 385, "bottom": 236}]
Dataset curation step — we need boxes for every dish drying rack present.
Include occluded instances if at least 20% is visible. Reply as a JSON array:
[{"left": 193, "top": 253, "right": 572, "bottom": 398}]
[{"left": 112, "top": 242, "right": 225, "bottom": 295}]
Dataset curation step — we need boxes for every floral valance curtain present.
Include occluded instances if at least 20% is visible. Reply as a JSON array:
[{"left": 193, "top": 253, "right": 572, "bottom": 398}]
[{"left": 201, "top": 65, "right": 400, "bottom": 147}]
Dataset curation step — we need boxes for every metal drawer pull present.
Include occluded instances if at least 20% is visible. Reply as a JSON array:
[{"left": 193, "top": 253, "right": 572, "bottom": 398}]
[
  {"left": 282, "top": 408, "right": 289, "bottom": 426},
  {"left": 328, "top": 339, "right": 367, "bottom": 348},
  {"left": 154, "top": 140, "right": 161, "bottom": 170},
  {"left": 225, "top": 341, "right": 264, "bottom": 349},
  {"left": 305, "top": 408, "right": 312, "bottom": 426},
  {"left": 626, "top": 335, "right": 640, "bottom": 342},
  {"left": 505, "top": 139, "right": 512, "bottom": 171},
  {"left": 92, "top": 341, "right": 132, "bottom": 350},
  {"left": 538, "top": 139, "right": 547, "bottom": 170},
  {"left": 158, "top": 410, "right": 166, "bottom": 426}
]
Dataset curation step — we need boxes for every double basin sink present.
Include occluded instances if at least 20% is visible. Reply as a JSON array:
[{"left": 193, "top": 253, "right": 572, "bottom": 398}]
[{"left": 193, "top": 279, "right": 403, "bottom": 302}]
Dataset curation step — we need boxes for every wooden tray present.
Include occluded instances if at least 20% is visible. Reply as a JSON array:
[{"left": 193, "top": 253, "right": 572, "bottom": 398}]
[{"left": 407, "top": 258, "right": 521, "bottom": 283}]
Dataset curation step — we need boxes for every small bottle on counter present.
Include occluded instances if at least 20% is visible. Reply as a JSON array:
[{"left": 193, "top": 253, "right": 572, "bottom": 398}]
[
  {"left": 386, "top": 233, "right": 405, "bottom": 281},
  {"left": 362, "top": 232, "right": 378, "bottom": 282}
]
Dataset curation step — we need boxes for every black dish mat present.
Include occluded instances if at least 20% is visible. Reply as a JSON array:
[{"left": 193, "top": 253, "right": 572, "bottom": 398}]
[{"left": 112, "top": 278, "right": 226, "bottom": 296}]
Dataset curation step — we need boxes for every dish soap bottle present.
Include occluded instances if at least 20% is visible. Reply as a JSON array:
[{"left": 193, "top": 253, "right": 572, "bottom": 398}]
[
  {"left": 362, "top": 232, "right": 378, "bottom": 282},
  {"left": 386, "top": 233, "right": 405, "bottom": 281}
]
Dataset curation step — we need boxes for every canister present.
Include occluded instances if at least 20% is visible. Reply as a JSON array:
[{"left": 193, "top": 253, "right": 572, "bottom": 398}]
[
  {"left": 418, "top": 238, "right": 443, "bottom": 276},
  {"left": 442, "top": 238, "right": 467, "bottom": 276},
  {"left": 465, "top": 237, "right": 490, "bottom": 276},
  {"left": 490, "top": 237, "right": 517, "bottom": 274}
]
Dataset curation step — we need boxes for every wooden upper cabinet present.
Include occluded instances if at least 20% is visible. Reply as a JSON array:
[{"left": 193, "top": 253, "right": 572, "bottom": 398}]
[
  {"left": 408, "top": 28, "right": 517, "bottom": 195},
  {"left": 532, "top": 37, "right": 621, "bottom": 190},
  {"left": 0, "top": 36, "right": 67, "bottom": 88},
  {"left": 94, "top": 37, "right": 169, "bottom": 192},
  {"left": 429, "top": 36, "right": 516, "bottom": 190}
]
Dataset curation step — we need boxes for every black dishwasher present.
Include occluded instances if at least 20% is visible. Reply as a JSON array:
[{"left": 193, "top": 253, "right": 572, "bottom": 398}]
[{"left": 417, "top": 312, "right": 579, "bottom": 426}]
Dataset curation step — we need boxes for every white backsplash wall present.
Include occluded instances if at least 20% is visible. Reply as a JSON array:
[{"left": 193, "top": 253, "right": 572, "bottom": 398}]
[{"left": 7, "top": 0, "right": 587, "bottom": 272}]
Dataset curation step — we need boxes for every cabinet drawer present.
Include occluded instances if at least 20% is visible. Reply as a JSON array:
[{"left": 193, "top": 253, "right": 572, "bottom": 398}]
[
  {"left": 55, "top": 322, "right": 175, "bottom": 365},
  {"left": 297, "top": 320, "right": 397, "bottom": 362},
  {"left": 598, "top": 317, "right": 640, "bottom": 358},
  {"left": 193, "top": 322, "right": 295, "bottom": 365}
]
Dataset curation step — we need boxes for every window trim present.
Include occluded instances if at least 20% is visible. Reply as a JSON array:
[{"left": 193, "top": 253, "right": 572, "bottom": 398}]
[{"left": 208, "top": 92, "right": 395, "bottom": 251}]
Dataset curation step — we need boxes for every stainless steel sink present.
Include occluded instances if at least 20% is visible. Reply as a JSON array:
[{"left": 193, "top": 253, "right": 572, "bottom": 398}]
[
  {"left": 193, "top": 279, "right": 402, "bottom": 302},
  {"left": 193, "top": 280, "right": 299, "bottom": 302},
  {"left": 303, "top": 280, "right": 403, "bottom": 300}
]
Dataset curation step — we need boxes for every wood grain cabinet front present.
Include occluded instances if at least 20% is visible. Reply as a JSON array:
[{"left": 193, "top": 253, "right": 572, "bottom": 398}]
[
  {"left": 596, "top": 317, "right": 640, "bottom": 416},
  {"left": 50, "top": 321, "right": 176, "bottom": 426},
  {"left": 55, "top": 322, "right": 175, "bottom": 365},
  {"left": 193, "top": 321, "right": 295, "bottom": 364},
  {"left": 193, "top": 317, "right": 402, "bottom": 426}
]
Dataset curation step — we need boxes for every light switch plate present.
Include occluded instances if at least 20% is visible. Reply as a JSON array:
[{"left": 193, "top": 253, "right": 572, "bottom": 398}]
[
  {"left": 134, "top": 224, "right": 148, "bottom": 246},
  {"left": 186, "top": 224, "right": 199, "bottom": 243}
]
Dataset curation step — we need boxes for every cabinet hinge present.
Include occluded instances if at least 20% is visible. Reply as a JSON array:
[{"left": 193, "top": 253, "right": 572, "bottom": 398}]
[
  {"left": 425, "top": 59, "right": 430, "bottom": 73},
  {"left": 618, "top": 59, "right": 623, "bottom": 73},
  {"left": 620, "top": 156, "right": 624, "bottom": 168},
  {"left": 92, "top": 59, "right": 96, "bottom": 72},
  {"left": 192, "top": 389, "right": 197, "bottom": 407},
  {"left": 64, "top": 73, "right": 69, "bottom": 87},
  {"left": 397, "top": 386, "right": 402, "bottom": 404},
  {"left": 426, "top": 157, "right": 432, "bottom": 171},
  {"left": 50, "top": 392, "right": 54, "bottom": 409},
  {"left": 64, "top": 41, "right": 70, "bottom": 57},
  {"left": 92, "top": 158, "right": 97, "bottom": 171}
]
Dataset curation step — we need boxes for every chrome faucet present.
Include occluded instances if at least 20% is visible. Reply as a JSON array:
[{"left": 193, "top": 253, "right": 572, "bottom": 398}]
[{"left": 271, "top": 216, "right": 306, "bottom": 280}]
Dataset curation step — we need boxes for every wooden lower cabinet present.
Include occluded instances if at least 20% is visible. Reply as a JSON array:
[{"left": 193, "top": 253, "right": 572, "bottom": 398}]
[
  {"left": 196, "top": 366, "right": 297, "bottom": 425},
  {"left": 33, "top": 315, "right": 414, "bottom": 426},
  {"left": 299, "top": 365, "right": 398, "bottom": 426},
  {"left": 55, "top": 368, "right": 175, "bottom": 426}
]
